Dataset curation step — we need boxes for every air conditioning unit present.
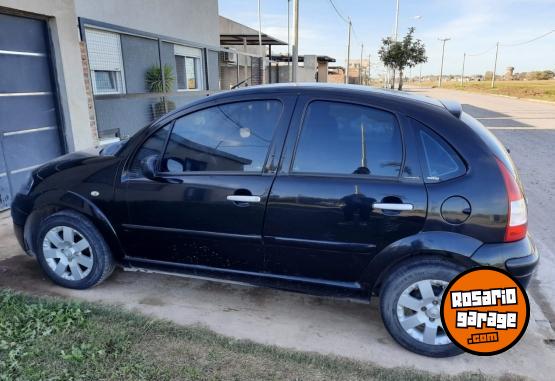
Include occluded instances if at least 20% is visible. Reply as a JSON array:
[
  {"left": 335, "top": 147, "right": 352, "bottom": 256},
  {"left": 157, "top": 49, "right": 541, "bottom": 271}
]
[{"left": 223, "top": 51, "right": 237, "bottom": 64}]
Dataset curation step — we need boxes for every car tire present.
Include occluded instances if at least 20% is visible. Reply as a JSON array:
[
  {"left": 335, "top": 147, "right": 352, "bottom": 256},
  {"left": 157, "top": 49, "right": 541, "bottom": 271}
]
[
  {"left": 35, "top": 210, "right": 115, "bottom": 289},
  {"left": 379, "top": 258, "right": 466, "bottom": 357}
]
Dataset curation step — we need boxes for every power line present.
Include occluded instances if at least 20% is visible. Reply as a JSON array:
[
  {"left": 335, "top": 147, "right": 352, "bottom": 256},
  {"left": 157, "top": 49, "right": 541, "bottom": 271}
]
[
  {"left": 467, "top": 45, "right": 497, "bottom": 57},
  {"left": 328, "top": 0, "right": 368, "bottom": 58},
  {"left": 328, "top": 0, "right": 360, "bottom": 42},
  {"left": 500, "top": 29, "right": 555, "bottom": 47},
  {"left": 468, "top": 29, "right": 554, "bottom": 56},
  {"left": 351, "top": 24, "right": 360, "bottom": 43},
  {"left": 328, "top": 0, "right": 349, "bottom": 24}
]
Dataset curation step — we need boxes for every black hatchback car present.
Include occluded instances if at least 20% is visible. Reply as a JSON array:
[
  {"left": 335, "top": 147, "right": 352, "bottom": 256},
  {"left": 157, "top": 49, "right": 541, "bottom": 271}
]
[{"left": 12, "top": 84, "right": 538, "bottom": 357}]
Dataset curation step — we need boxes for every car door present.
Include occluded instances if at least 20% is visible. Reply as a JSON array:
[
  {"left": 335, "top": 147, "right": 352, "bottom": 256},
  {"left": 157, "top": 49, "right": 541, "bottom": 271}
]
[
  {"left": 263, "top": 95, "right": 427, "bottom": 283},
  {"left": 119, "top": 94, "right": 295, "bottom": 273}
]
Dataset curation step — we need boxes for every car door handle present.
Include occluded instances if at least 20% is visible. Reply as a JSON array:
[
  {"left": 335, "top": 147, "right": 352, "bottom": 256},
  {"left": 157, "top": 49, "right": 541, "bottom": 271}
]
[
  {"left": 227, "top": 195, "right": 261, "bottom": 203},
  {"left": 373, "top": 203, "right": 414, "bottom": 211}
]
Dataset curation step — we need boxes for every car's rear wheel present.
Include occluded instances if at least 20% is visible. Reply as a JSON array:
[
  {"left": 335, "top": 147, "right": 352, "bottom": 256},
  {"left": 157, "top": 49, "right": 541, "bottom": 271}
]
[
  {"left": 379, "top": 258, "right": 466, "bottom": 357},
  {"left": 35, "top": 210, "right": 115, "bottom": 289}
]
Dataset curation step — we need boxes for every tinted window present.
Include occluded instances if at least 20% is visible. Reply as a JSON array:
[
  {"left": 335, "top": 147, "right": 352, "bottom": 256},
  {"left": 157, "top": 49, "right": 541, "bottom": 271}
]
[
  {"left": 129, "top": 125, "right": 170, "bottom": 178},
  {"left": 419, "top": 128, "right": 465, "bottom": 182},
  {"left": 162, "top": 100, "right": 282, "bottom": 173},
  {"left": 293, "top": 101, "right": 403, "bottom": 177}
]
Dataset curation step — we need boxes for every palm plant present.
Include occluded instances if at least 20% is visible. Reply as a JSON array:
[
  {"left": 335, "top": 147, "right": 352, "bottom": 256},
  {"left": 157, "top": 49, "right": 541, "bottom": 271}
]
[{"left": 145, "top": 64, "right": 175, "bottom": 93}]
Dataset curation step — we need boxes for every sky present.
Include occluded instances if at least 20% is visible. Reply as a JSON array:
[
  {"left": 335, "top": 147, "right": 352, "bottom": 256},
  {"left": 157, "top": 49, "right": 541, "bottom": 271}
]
[{"left": 218, "top": 0, "right": 555, "bottom": 77}]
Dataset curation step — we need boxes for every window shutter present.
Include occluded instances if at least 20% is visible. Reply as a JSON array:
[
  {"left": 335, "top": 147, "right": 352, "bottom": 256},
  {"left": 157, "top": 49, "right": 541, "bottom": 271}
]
[
  {"left": 85, "top": 28, "right": 124, "bottom": 71},
  {"left": 175, "top": 55, "right": 186, "bottom": 90},
  {"left": 174, "top": 44, "right": 202, "bottom": 58}
]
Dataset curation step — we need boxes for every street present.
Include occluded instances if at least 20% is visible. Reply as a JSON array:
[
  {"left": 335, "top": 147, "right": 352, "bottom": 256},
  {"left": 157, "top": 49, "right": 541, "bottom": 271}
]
[{"left": 1, "top": 88, "right": 555, "bottom": 379}]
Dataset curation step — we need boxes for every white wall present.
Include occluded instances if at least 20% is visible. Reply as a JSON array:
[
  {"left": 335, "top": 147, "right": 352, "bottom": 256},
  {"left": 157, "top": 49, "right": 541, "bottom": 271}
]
[{"left": 76, "top": 0, "right": 220, "bottom": 47}]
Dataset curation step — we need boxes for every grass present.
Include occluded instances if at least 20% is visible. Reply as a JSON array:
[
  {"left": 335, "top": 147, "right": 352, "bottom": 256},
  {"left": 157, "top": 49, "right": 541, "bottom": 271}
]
[
  {"left": 0, "top": 289, "right": 513, "bottom": 381},
  {"left": 413, "top": 80, "right": 555, "bottom": 102}
]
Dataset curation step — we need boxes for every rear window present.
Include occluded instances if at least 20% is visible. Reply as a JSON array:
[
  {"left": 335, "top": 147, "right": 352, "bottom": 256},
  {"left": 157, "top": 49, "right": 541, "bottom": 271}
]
[
  {"left": 412, "top": 119, "right": 465, "bottom": 182},
  {"left": 461, "top": 112, "right": 516, "bottom": 176}
]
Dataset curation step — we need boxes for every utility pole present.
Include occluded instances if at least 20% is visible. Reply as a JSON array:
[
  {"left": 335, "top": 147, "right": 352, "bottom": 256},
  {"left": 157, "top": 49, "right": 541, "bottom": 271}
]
[
  {"left": 419, "top": 63, "right": 422, "bottom": 86},
  {"left": 394, "top": 0, "right": 400, "bottom": 40},
  {"left": 391, "top": 0, "right": 400, "bottom": 89},
  {"left": 292, "top": 0, "right": 299, "bottom": 82},
  {"left": 345, "top": 17, "right": 352, "bottom": 84},
  {"left": 491, "top": 41, "right": 499, "bottom": 88},
  {"left": 359, "top": 43, "right": 363, "bottom": 84},
  {"left": 287, "top": 0, "right": 291, "bottom": 81},
  {"left": 461, "top": 52, "right": 466, "bottom": 87},
  {"left": 438, "top": 37, "right": 450, "bottom": 87},
  {"left": 258, "top": 0, "right": 265, "bottom": 84}
]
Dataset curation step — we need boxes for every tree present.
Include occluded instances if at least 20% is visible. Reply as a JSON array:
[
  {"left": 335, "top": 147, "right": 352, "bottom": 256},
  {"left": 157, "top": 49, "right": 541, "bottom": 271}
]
[
  {"left": 526, "top": 70, "right": 555, "bottom": 80},
  {"left": 379, "top": 27, "right": 427, "bottom": 90}
]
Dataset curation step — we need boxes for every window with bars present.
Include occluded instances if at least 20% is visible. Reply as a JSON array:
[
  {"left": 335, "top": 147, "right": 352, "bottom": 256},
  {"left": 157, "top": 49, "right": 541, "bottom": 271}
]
[
  {"left": 85, "top": 28, "right": 126, "bottom": 95},
  {"left": 174, "top": 45, "right": 203, "bottom": 91}
]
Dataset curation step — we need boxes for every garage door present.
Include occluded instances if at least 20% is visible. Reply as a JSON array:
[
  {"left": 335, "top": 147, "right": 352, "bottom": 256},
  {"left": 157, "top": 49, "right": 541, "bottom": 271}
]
[{"left": 0, "top": 13, "right": 64, "bottom": 210}]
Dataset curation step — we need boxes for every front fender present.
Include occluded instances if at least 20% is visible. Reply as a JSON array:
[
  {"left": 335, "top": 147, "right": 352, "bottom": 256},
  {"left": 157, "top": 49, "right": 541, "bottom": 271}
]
[
  {"left": 25, "top": 190, "right": 125, "bottom": 260},
  {"left": 360, "top": 231, "right": 483, "bottom": 293}
]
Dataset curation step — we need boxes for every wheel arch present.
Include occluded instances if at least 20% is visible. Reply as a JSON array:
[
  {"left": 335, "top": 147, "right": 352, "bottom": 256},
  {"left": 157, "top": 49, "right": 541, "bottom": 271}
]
[
  {"left": 361, "top": 231, "right": 483, "bottom": 296},
  {"left": 24, "top": 191, "right": 125, "bottom": 261}
]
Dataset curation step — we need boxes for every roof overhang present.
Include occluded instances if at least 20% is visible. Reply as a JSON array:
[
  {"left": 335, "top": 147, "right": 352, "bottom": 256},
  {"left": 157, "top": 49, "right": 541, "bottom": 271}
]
[
  {"left": 220, "top": 34, "right": 287, "bottom": 46},
  {"left": 269, "top": 54, "right": 336, "bottom": 63}
]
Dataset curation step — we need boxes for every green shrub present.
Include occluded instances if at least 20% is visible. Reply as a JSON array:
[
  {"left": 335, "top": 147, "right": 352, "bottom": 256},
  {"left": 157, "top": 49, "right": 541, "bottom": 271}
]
[{"left": 145, "top": 64, "right": 175, "bottom": 93}]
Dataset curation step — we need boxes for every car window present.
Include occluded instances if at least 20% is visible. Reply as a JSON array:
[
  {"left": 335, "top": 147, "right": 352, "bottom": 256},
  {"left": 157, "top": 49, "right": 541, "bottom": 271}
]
[
  {"left": 128, "top": 125, "right": 170, "bottom": 178},
  {"left": 161, "top": 100, "right": 282, "bottom": 173},
  {"left": 292, "top": 101, "right": 403, "bottom": 177},
  {"left": 418, "top": 126, "right": 465, "bottom": 182}
]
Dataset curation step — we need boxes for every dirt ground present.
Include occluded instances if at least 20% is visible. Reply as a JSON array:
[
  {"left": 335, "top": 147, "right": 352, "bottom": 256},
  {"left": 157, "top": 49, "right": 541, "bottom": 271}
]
[
  {"left": 1, "top": 89, "right": 555, "bottom": 380},
  {"left": 1, "top": 251, "right": 554, "bottom": 380}
]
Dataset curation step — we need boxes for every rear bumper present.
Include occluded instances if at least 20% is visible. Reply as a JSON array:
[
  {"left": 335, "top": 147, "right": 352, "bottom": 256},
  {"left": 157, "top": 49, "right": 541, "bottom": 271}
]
[{"left": 471, "top": 235, "right": 539, "bottom": 288}]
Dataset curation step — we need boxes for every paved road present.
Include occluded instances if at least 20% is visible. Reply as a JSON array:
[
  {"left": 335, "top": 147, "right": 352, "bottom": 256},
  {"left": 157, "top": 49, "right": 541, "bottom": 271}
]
[
  {"left": 1, "top": 89, "right": 555, "bottom": 379},
  {"left": 410, "top": 88, "right": 555, "bottom": 333}
]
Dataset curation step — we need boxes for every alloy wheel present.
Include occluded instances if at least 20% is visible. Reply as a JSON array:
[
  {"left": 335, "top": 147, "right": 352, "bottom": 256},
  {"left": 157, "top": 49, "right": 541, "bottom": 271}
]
[
  {"left": 396, "top": 279, "right": 450, "bottom": 345},
  {"left": 42, "top": 226, "right": 94, "bottom": 281}
]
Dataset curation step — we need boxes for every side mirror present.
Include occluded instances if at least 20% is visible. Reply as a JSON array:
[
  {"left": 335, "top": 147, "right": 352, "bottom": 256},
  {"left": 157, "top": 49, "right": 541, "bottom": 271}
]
[{"left": 141, "top": 155, "right": 161, "bottom": 181}]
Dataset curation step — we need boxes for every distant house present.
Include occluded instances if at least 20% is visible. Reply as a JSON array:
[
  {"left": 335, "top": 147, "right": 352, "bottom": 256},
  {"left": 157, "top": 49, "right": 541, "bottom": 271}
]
[
  {"left": 219, "top": 16, "right": 286, "bottom": 89},
  {"left": 268, "top": 55, "right": 336, "bottom": 83},
  {"left": 328, "top": 66, "right": 347, "bottom": 84}
]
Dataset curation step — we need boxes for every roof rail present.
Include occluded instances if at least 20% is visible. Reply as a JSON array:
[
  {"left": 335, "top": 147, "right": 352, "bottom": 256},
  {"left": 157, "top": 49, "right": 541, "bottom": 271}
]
[{"left": 439, "top": 99, "right": 462, "bottom": 118}]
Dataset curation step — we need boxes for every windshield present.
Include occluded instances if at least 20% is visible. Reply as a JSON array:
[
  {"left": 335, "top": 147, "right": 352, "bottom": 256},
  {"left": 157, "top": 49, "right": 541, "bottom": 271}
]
[{"left": 100, "top": 139, "right": 129, "bottom": 156}]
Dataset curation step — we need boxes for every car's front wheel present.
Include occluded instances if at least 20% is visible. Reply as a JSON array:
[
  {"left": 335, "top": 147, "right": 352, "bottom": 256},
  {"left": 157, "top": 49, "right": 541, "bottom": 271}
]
[
  {"left": 35, "top": 210, "right": 115, "bottom": 289},
  {"left": 379, "top": 258, "right": 466, "bottom": 357}
]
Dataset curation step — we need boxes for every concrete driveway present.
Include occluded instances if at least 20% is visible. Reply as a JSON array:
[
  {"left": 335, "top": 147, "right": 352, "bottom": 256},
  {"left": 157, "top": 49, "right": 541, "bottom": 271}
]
[{"left": 1, "top": 89, "right": 555, "bottom": 380}]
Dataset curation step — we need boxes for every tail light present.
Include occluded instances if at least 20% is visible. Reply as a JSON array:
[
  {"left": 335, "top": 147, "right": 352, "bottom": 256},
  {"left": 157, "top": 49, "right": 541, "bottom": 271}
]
[{"left": 496, "top": 158, "right": 527, "bottom": 242}]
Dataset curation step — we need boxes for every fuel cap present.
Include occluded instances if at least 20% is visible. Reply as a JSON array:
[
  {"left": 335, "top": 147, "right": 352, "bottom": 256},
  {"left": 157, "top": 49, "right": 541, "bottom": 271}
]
[{"left": 441, "top": 196, "right": 471, "bottom": 224}]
